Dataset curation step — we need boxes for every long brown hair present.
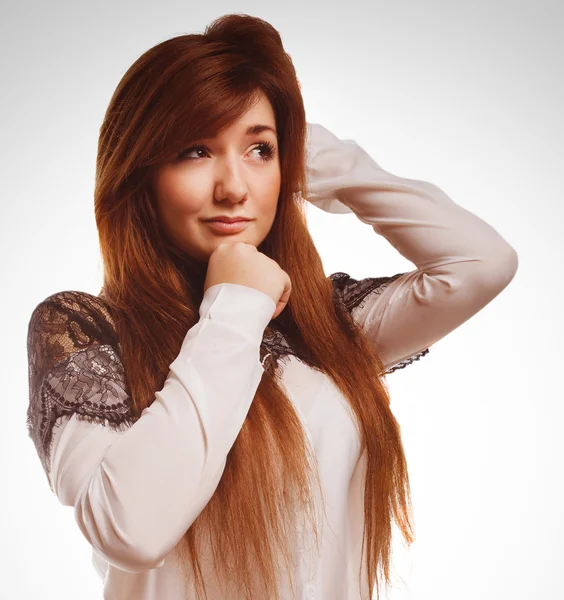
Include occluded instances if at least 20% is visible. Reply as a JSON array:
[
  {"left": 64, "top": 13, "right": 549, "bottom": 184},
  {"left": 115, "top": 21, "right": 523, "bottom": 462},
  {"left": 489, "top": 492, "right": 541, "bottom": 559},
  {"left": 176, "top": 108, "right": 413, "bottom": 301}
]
[{"left": 94, "top": 13, "right": 415, "bottom": 600}]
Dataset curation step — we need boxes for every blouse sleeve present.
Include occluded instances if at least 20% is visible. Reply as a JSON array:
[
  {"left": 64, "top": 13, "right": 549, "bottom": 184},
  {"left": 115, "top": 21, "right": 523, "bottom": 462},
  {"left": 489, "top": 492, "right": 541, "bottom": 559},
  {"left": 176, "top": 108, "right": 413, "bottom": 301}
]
[
  {"left": 330, "top": 271, "right": 431, "bottom": 374},
  {"left": 26, "top": 285, "right": 275, "bottom": 573},
  {"left": 306, "top": 122, "right": 519, "bottom": 376}
]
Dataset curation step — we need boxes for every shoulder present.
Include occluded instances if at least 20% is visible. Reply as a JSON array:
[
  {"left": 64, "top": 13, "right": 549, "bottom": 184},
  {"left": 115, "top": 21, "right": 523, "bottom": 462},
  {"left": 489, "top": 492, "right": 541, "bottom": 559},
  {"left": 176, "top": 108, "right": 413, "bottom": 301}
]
[
  {"left": 328, "top": 271, "right": 404, "bottom": 313},
  {"left": 30, "top": 289, "right": 112, "bottom": 319},
  {"left": 27, "top": 290, "right": 120, "bottom": 373},
  {"left": 29, "top": 289, "right": 117, "bottom": 337},
  {"left": 26, "top": 291, "right": 134, "bottom": 487}
]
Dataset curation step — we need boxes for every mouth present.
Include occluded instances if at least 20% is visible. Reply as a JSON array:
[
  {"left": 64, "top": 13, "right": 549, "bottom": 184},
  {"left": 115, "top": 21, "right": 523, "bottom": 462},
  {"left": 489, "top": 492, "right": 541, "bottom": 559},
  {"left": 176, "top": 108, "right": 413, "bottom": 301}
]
[
  {"left": 204, "top": 219, "right": 252, "bottom": 235},
  {"left": 204, "top": 217, "right": 252, "bottom": 224}
]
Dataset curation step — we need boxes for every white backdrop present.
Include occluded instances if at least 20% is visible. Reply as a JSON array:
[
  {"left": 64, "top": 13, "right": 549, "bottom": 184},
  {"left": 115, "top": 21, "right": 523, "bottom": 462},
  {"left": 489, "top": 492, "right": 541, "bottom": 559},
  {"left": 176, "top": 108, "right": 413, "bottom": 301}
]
[{"left": 2, "top": 0, "right": 561, "bottom": 598}]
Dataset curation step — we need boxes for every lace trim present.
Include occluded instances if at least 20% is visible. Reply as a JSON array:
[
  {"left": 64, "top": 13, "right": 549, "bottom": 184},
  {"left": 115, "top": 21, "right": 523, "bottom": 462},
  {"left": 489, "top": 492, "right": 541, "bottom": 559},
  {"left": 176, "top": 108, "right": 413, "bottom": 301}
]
[
  {"left": 31, "top": 345, "right": 136, "bottom": 491},
  {"left": 328, "top": 271, "right": 430, "bottom": 374},
  {"left": 259, "top": 326, "right": 312, "bottom": 374},
  {"left": 329, "top": 271, "right": 404, "bottom": 312},
  {"left": 26, "top": 292, "right": 135, "bottom": 491},
  {"left": 383, "top": 347, "right": 430, "bottom": 374}
]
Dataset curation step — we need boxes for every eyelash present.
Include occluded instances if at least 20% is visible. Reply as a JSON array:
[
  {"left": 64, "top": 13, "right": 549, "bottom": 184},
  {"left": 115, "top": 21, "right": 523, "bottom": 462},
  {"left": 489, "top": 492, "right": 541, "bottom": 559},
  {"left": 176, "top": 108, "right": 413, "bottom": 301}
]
[{"left": 177, "top": 141, "right": 277, "bottom": 162}]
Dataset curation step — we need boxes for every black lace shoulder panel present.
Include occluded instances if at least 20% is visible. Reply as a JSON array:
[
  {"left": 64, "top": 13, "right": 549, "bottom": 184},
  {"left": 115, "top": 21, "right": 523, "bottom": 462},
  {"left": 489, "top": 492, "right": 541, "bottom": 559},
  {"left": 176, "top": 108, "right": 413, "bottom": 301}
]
[
  {"left": 329, "top": 271, "right": 404, "bottom": 313},
  {"left": 328, "top": 272, "right": 430, "bottom": 374},
  {"left": 26, "top": 291, "right": 136, "bottom": 491}
]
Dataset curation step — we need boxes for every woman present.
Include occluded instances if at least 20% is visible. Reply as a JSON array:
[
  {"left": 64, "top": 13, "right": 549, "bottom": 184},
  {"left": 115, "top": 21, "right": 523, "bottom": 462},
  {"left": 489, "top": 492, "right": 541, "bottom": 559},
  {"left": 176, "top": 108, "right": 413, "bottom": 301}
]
[{"left": 25, "top": 13, "right": 518, "bottom": 600}]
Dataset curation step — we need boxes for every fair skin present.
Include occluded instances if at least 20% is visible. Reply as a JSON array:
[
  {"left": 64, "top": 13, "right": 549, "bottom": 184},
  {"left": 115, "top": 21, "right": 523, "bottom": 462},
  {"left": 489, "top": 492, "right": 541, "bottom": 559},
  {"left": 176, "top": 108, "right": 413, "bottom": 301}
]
[{"left": 151, "top": 91, "right": 281, "bottom": 263}]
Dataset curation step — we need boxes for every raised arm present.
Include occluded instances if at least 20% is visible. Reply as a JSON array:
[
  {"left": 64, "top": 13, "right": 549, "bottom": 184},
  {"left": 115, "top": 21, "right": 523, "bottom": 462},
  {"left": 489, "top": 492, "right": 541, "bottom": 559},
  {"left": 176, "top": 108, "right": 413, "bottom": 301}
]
[
  {"left": 305, "top": 122, "right": 519, "bottom": 374},
  {"left": 26, "top": 285, "right": 275, "bottom": 573}
]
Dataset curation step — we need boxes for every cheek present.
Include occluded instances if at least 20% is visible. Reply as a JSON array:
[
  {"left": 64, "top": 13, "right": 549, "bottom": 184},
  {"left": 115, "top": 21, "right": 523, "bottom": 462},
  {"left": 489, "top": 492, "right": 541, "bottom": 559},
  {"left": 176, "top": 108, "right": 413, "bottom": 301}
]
[
  {"left": 154, "top": 172, "right": 204, "bottom": 217},
  {"left": 256, "top": 193, "right": 279, "bottom": 232},
  {"left": 259, "top": 173, "right": 281, "bottom": 214}
]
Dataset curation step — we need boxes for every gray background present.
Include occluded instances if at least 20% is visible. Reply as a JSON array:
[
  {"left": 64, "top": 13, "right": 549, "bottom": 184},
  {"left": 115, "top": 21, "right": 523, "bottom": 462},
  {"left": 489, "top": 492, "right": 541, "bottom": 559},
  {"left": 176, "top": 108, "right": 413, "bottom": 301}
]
[{"left": 2, "top": 0, "right": 562, "bottom": 598}]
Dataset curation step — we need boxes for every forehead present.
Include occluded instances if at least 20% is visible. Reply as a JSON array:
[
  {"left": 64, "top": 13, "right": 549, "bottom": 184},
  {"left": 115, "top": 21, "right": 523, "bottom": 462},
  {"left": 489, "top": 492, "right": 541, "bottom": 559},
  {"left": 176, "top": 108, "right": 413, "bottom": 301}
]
[{"left": 204, "top": 94, "right": 277, "bottom": 141}]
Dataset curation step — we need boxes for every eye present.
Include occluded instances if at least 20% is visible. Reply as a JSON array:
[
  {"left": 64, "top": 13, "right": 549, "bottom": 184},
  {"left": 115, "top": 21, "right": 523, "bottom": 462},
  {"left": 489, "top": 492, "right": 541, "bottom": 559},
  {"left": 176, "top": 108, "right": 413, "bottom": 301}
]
[
  {"left": 177, "top": 141, "right": 277, "bottom": 162},
  {"left": 177, "top": 144, "right": 207, "bottom": 160}
]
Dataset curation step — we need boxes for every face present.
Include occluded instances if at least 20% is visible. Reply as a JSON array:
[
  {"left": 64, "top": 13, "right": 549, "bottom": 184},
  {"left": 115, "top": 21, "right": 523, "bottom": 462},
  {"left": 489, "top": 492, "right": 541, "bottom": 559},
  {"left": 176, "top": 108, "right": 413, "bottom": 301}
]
[{"left": 151, "top": 91, "right": 281, "bottom": 263}]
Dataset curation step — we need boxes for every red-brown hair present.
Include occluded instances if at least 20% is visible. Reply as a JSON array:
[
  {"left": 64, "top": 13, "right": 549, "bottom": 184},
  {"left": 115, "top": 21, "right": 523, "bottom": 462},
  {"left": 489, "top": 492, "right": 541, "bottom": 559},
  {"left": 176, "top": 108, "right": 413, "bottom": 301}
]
[{"left": 95, "top": 13, "right": 415, "bottom": 600}]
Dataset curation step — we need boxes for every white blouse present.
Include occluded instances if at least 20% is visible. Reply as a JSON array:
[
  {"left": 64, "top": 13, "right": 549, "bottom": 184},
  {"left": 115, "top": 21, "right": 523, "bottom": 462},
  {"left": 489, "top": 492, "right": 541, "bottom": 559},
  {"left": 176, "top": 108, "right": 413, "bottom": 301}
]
[{"left": 26, "top": 123, "right": 519, "bottom": 600}]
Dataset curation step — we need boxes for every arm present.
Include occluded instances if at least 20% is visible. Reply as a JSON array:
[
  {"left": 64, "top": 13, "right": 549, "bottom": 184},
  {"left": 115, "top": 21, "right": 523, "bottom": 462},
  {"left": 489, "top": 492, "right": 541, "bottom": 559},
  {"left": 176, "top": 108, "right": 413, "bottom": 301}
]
[
  {"left": 305, "top": 122, "right": 519, "bottom": 373},
  {"left": 26, "top": 284, "right": 275, "bottom": 573}
]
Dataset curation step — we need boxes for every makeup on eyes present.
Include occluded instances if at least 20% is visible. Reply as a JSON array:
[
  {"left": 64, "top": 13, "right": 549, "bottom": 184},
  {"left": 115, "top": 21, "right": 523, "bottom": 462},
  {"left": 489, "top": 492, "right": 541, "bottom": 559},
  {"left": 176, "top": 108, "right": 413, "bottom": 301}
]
[{"left": 177, "top": 141, "right": 276, "bottom": 162}]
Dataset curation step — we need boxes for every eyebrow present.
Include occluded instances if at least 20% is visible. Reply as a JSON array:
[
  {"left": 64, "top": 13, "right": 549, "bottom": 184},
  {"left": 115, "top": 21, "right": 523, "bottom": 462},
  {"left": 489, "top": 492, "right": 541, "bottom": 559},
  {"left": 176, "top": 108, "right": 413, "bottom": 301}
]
[
  {"left": 192, "top": 124, "right": 277, "bottom": 145},
  {"left": 245, "top": 124, "right": 277, "bottom": 136}
]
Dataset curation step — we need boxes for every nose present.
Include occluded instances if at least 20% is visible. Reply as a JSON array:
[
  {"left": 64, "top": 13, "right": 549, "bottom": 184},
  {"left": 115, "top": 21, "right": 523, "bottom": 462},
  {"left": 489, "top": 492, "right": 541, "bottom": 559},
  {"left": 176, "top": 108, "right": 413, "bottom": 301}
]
[{"left": 213, "top": 156, "right": 249, "bottom": 204}]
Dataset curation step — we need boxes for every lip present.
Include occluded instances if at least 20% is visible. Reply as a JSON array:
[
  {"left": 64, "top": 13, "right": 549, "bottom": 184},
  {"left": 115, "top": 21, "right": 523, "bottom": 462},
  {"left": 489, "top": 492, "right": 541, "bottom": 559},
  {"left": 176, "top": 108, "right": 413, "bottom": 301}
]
[
  {"left": 205, "top": 220, "right": 251, "bottom": 235},
  {"left": 205, "top": 217, "right": 251, "bottom": 223}
]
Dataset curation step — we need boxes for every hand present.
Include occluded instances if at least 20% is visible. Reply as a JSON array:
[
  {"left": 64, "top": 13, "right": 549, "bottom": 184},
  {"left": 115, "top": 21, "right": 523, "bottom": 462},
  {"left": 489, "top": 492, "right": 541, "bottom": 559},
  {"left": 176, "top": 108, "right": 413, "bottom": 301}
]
[
  {"left": 204, "top": 242, "right": 292, "bottom": 320},
  {"left": 304, "top": 122, "right": 355, "bottom": 215}
]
